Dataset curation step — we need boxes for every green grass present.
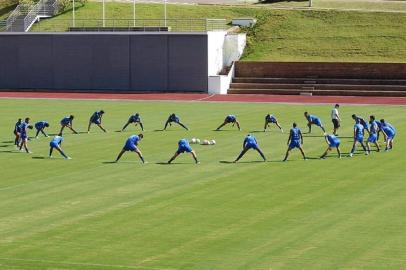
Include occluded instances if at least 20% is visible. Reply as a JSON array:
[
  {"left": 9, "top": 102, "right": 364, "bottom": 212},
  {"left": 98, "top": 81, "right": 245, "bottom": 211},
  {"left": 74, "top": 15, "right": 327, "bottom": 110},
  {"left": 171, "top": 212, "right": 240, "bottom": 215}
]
[
  {"left": 30, "top": 2, "right": 406, "bottom": 62},
  {"left": 1, "top": 98, "right": 405, "bottom": 269}
]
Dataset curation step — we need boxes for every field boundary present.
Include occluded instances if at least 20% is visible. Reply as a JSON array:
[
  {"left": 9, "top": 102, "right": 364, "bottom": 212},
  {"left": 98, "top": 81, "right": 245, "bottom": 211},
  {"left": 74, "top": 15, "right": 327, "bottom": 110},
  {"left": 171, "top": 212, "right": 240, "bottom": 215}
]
[{"left": 1, "top": 91, "right": 406, "bottom": 106}]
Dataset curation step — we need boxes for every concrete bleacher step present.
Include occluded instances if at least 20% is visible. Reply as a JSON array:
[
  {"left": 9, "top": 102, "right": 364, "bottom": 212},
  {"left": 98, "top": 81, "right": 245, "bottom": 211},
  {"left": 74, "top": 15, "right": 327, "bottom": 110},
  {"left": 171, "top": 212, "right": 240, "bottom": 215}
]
[
  {"left": 230, "top": 82, "right": 406, "bottom": 91},
  {"left": 232, "top": 77, "right": 406, "bottom": 86},
  {"left": 228, "top": 88, "right": 406, "bottom": 97}
]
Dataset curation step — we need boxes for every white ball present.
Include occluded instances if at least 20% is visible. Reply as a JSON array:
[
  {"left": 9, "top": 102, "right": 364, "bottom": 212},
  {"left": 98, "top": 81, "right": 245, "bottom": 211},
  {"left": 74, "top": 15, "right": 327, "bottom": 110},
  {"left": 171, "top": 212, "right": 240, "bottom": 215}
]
[
  {"left": 191, "top": 138, "right": 196, "bottom": 144},
  {"left": 203, "top": 139, "right": 209, "bottom": 145},
  {"left": 196, "top": 139, "right": 201, "bottom": 144},
  {"left": 211, "top": 140, "right": 216, "bottom": 145}
]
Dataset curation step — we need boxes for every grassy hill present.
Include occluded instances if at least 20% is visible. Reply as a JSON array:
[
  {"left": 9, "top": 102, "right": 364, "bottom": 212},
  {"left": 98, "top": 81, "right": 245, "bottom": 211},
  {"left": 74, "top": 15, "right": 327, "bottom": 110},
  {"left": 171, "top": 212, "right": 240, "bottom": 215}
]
[{"left": 30, "top": 2, "right": 406, "bottom": 62}]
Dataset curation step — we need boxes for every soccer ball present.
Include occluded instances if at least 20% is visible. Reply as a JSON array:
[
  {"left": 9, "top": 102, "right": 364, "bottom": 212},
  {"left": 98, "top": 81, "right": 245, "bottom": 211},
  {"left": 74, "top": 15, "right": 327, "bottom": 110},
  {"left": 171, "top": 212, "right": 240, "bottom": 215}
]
[
  {"left": 202, "top": 139, "right": 209, "bottom": 145},
  {"left": 196, "top": 138, "right": 201, "bottom": 144},
  {"left": 191, "top": 138, "right": 197, "bottom": 144},
  {"left": 211, "top": 140, "right": 216, "bottom": 145}
]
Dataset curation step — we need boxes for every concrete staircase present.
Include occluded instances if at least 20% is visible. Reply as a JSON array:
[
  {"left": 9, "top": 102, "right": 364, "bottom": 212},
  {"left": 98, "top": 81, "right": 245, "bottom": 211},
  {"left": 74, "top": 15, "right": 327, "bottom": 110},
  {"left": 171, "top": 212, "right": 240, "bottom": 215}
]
[{"left": 229, "top": 62, "right": 406, "bottom": 97}]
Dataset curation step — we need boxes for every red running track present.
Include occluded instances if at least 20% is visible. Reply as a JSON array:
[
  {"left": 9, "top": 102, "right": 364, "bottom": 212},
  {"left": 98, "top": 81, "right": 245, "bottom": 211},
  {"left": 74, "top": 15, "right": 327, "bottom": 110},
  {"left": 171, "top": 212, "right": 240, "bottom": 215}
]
[{"left": 1, "top": 92, "right": 406, "bottom": 105}]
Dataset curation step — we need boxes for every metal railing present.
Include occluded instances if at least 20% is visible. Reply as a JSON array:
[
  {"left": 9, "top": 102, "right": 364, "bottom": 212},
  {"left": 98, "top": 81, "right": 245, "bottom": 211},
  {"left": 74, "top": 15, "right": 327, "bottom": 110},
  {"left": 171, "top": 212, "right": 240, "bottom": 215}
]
[
  {"left": 5, "top": 4, "right": 31, "bottom": 29},
  {"left": 30, "top": 18, "right": 227, "bottom": 32},
  {"left": 0, "top": 20, "right": 6, "bottom": 31}
]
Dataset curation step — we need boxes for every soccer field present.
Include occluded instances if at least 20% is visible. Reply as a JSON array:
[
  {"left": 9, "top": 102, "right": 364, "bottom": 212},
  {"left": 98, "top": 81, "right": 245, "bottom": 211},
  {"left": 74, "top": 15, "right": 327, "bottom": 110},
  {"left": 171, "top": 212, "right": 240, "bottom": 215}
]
[{"left": 1, "top": 99, "right": 405, "bottom": 270}]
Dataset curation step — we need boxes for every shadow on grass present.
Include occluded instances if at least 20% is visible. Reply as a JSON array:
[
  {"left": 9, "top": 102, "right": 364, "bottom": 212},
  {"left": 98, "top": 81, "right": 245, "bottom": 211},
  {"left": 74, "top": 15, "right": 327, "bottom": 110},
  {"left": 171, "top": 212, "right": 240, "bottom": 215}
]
[
  {"left": 156, "top": 162, "right": 195, "bottom": 165},
  {"left": 0, "top": 150, "right": 20, "bottom": 154},
  {"left": 0, "top": 145, "right": 9, "bottom": 148},
  {"left": 32, "top": 156, "right": 45, "bottom": 159},
  {"left": 102, "top": 161, "right": 117, "bottom": 164},
  {"left": 2, "top": 141, "right": 14, "bottom": 143}
]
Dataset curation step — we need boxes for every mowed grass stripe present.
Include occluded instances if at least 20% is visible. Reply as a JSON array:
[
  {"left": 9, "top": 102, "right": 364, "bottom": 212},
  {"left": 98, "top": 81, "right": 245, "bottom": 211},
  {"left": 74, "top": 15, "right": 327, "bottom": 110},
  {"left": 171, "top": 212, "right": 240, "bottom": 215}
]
[{"left": 0, "top": 99, "right": 405, "bottom": 269}]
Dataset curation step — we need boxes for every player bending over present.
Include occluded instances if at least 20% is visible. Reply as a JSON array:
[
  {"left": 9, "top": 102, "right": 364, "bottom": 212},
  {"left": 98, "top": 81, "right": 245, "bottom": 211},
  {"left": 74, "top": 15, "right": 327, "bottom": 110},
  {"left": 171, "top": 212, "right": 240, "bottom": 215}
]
[
  {"left": 233, "top": 134, "right": 266, "bottom": 163},
  {"left": 304, "top": 112, "right": 326, "bottom": 134},
  {"left": 216, "top": 115, "right": 241, "bottom": 131},
  {"left": 60, "top": 115, "right": 78, "bottom": 135},
  {"left": 88, "top": 110, "right": 107, "bottom": 133},
  {"left": 163, "top": 113, "right": 189, "bottom": 131},
  {"left": 168, "top": 139, "right": 199, "bottom": 164},
  {"left": 352, "top": 114, "right": 369, "bottom": 135},
  {"left": 264, "top": 114, "right": 283, "bottom": 132},
  {"left": 121, "top": 113, "right": 144, "bottom": 131},
  {"left": 49, "top": 135, "right": 71, "bottom": 159},
  {"left": 13, "top": 118, "right": 22, "bottom": 146},
  {"left": 380, "top": 119, "right": 396, "bottom": 151},
  {"left": 115, "top": 134, "right": 145, "bottom": 163},
  {"left": 349, "top": 118, "right": 368, "bottom": 157},
  {"left": 283, "top": 123, "right": 306, "bottom": 161},
  {"left": 366, "top": 119, "right": 380, "bottom": 154},
  {"left": 320, "top": 134, "right": 341, "bottom": 159},
  {"left": 34, "top": 121, "right": 50, "bottom": 138},
  {"left": 19, "top": 117, "right": 33, "bottom": 153}
]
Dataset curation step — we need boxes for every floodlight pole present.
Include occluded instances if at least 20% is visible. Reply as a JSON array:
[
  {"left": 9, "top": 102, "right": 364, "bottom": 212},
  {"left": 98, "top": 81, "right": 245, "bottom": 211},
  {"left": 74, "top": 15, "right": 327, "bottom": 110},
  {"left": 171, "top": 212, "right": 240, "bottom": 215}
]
[
  {"left": 164, "top": 0, "right": 167, "bottom": 27},
  {"left": 103, "top": 0, "right": 105, "bottom": 27},
  {"left": 133, "top": 0, "right": 136, "bottom": 27},
  {"left": 72, "top": 0, "right": 75, "bottom": 27}
]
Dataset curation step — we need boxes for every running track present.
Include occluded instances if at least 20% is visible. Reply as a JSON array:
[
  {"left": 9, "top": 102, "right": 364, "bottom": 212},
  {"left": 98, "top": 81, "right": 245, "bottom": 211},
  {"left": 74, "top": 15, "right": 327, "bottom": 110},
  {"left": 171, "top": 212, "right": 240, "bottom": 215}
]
[{"left": 1, "top": 92, "right": 406, "bottom": 105}]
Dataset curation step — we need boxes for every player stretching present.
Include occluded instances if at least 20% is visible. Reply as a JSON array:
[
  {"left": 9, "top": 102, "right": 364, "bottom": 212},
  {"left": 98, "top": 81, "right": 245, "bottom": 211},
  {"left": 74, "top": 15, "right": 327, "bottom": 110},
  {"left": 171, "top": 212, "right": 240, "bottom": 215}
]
[
  {"left": 352, "top": 114, "right": 369, "bottom": 135},
  {"left": 370, "top": 115, "right": 382, "bottom": 140},
  {"left": 163, "top": 113, "right": 189, "bottom": 131},
  {"left": 49, "top": 135, "right": 71, "bottom": 159},
  {"left": 331, "top": 104, "right": 341, "bottom": 135},
  {"left": 121, "top": 113, "right": 144, "bottom": 131},
  {"left": 366, "top": 119, "right": 380, "bottom": 154},
  {"left": 380, "top": 119, "right": 396, "bottom": 151},
  {"left": 320, "top": 134, "right": 341, "bottom": 159},
  {"left": 168, "top": 139, "right": 199, "bottom": 164},
  {"left": 115, "top": 134, "right": 145, "bottom": 163},
  {"left": 216, "top": 115, "right": 241, "bottom": 131},
  {"left": 233, "top": 134, "right": 266, "bottom": 163},
  {"left": 304, "top": 112, "right": 326, "bottom": 134},
  {"left": 283, "top": 123, "right": 306, "bottom": 161},
  {"left": 13, "top": 118, "right": 22, "bottom": 146},
  {"left": 264, "top": 114, "right": 283, "bottom": 132},
  {"left": 60, "top": 115, "right": 78, "bottom": 135},
  {"left": 34, "top": 121, "right": 50, "bottom": 138},
  {"left": 349, "top": 119, "right": 368, "bottom": 157},
  {"left": 19, "top": 117, "right": 33, "bottom": 153},
  {"left": 88, "top": 110, "right": 107, "bottom": 133}
]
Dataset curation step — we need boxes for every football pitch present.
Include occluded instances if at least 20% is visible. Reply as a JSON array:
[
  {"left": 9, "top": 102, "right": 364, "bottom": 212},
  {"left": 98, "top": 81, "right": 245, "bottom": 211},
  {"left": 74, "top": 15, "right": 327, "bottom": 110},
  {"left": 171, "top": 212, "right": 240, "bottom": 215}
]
[{"left": 0, "top": 98, "right": 405, "bottom": 270}]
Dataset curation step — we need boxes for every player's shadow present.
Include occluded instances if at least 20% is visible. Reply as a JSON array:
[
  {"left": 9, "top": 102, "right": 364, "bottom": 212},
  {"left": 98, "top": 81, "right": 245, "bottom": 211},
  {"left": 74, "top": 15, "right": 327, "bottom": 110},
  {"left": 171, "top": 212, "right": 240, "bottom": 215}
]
[
  {"left": 303, "top": 135, "right": 325, "bottom": 138},
  {"left": 0, "top": 145, "right": 9, "bottom": 147},
  {"left": 220, "top": 160, "right": 266, "bottom": 164},
  {"left": 102, "top": 161, "right": 117, "bottom": 164},
  {"left": 2, "top": 141, "right": 14, "bottom": 143},
  {"left": 32, "top": 156, "right": 45, "bottom": 159},
  {"left": 213, "top": 129, "right": 238, "bottom": 132},
  {"left": 156, "top": 162, "right": 192, "bottom": 165},
  {"left": 0, "top": 150, "right": 21, "bottom": 154},
  {"left": 249, "top": 130, "right": 266, "bottom": 133}
]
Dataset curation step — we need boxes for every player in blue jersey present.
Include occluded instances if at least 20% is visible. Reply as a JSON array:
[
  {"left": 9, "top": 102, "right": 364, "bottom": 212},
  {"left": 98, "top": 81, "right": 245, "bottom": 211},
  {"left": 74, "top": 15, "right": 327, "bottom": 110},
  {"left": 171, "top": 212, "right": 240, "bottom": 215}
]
[
  {"left": 168, "top": 139, "right": 199, "bottom": 164},
  {"left": 216, "top": 115, "right": 241, "bottom": 131},
  {"left": 59, "top": 115, "right": 78, "bottom": 135},
  {"left": 233, "top": 134, "right": 266, "bottom": 162},
  {"left": 264, "top": 114, "right": 283, "bottom": 132},
  {"left": 352, "top": 114, "right": 369, "bottom": 135},
  {"left": 13, "top": 118, "right": 22, "bottom": 146},
  {"left": 320, "top": 134, "right": 341, "bottom": 159},
  {"left": 121, "top": 113, "right": 144, "bottom": 131},
  {"left": 283, "top": 123, "right": 306, "bottom": 161},
  {"left": 19, "top": 117, "right": 33, "bottom": 153},
  {"left": 49, "top": 135, "right": 71, "bottom": 159},
  {"left": 34, "top": 121, "right": 50, "bottom": 138},
  {"left": 380, "top": 119, "right": 396, "bottom": 151},
  {"left": 304, "top": 112, "right": 326, "bottom": 134},
  {"left": 115, "top": 134, "right": 145, "bottom": 163},
  {"left": 163, "top": 113, "right": 189, "bottom": 131},
  {"left": 349, "top": 118, "right": 368, "bottom": 157},
  {"left": 369, "top": 115, "right": 382, "bottom": 141},
  {"left": 88, "top": 110, "right": 107, "bottom": 133},
  {"left": 366, "top": 118, "right": 381, "bottom": 154}
]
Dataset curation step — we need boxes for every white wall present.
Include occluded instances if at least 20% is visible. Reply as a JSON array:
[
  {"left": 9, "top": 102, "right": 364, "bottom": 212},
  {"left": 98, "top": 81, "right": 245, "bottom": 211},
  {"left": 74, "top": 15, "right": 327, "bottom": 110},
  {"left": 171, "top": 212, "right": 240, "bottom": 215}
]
[{"left": 207, "top": 31, "right": 227, "bottom": 76}]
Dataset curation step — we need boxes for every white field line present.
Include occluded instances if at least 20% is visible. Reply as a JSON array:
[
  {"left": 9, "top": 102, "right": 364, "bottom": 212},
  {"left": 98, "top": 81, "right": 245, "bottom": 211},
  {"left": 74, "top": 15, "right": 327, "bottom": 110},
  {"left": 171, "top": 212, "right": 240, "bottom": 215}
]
[
  {"left": 0, "top": 95, "right": 406, "bottom": 107},
  {"left": 0, "top": 257, "right": 174, "bottom": 270}
]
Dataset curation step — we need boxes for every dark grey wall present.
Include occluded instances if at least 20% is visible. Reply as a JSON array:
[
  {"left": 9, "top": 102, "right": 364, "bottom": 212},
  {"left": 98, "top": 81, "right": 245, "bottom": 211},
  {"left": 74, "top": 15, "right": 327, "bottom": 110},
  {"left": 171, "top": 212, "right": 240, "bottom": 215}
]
[{"left": 0, "top": 32, "right": 208, "bottom": 92}]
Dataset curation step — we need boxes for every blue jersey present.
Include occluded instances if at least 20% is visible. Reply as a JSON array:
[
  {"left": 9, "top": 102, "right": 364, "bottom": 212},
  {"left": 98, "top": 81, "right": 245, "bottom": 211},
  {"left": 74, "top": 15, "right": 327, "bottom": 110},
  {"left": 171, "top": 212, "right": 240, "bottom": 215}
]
[
  {"left": 225, "top": 115, "right": 236, "bottom": 123},
  {"left": 51, "top": 136, "right": 63, "bottom": 145},
  {"left": 382, "top": 123, "right": 395, "bottom": 137},
  {"left": 127, "top": 135, "right": 140, "bottom": 146},
  {"left": 354, "top": 123, "right": 364, "bottom": 138},
  {"left": 19, "top": 122, "right": 29, "bottom": 138},
  {"left": 374, "top": 120, "right": 382, "bottom": 130},
  {"left": 90, "top": 111, "right": 102, "bottom": 122},
  {"left": 129, "top": 114, "right": 141, "bottom": 123},
  {"left": 169, "top": 114, "right": 180, "bottom": 123},
  {"left": 177, "top": 139, "right": 192, "bottom": 153},
  {"left": 369, "top": 121, "right": 378, "bottom": 134},
  {"left": 61, "top": 117, "right": 72, "bottom": 126},
  {"left": 291, "top": 127, "right": 301, "bottom": 141},
  {"left": 14, "top": 121, "right": 22, "bottom": 133},
  {"left": 356, "top": 117, "right": 369, "bottom": 129},
  {"left": 244, "top": 135, "right": 258, "bottom": 147},
  {"left": 327, "top": 135, "right": 340, "bottom": 147},
  {"left": 308, "top": 115, "right": 321, "bottom": 126},
  {"left": 35, "top": 121, "right": 48, "bottom": 130},
  {"left": 266, "top": 114, "right": 277, "bottom": 123}
]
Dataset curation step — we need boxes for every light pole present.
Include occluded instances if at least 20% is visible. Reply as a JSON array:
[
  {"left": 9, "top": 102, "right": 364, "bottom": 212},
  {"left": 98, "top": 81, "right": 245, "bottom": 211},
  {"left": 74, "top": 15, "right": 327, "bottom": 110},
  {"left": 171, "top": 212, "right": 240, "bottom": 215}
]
[
  {"left": 72, "top": 0, "right": 75, "bottom": 27},
  {"left": 102, "top": 0, "right": 105, "bottom": 27},
  {"left": 133, "top": 0, "right": 136, "bottom": 27}
]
